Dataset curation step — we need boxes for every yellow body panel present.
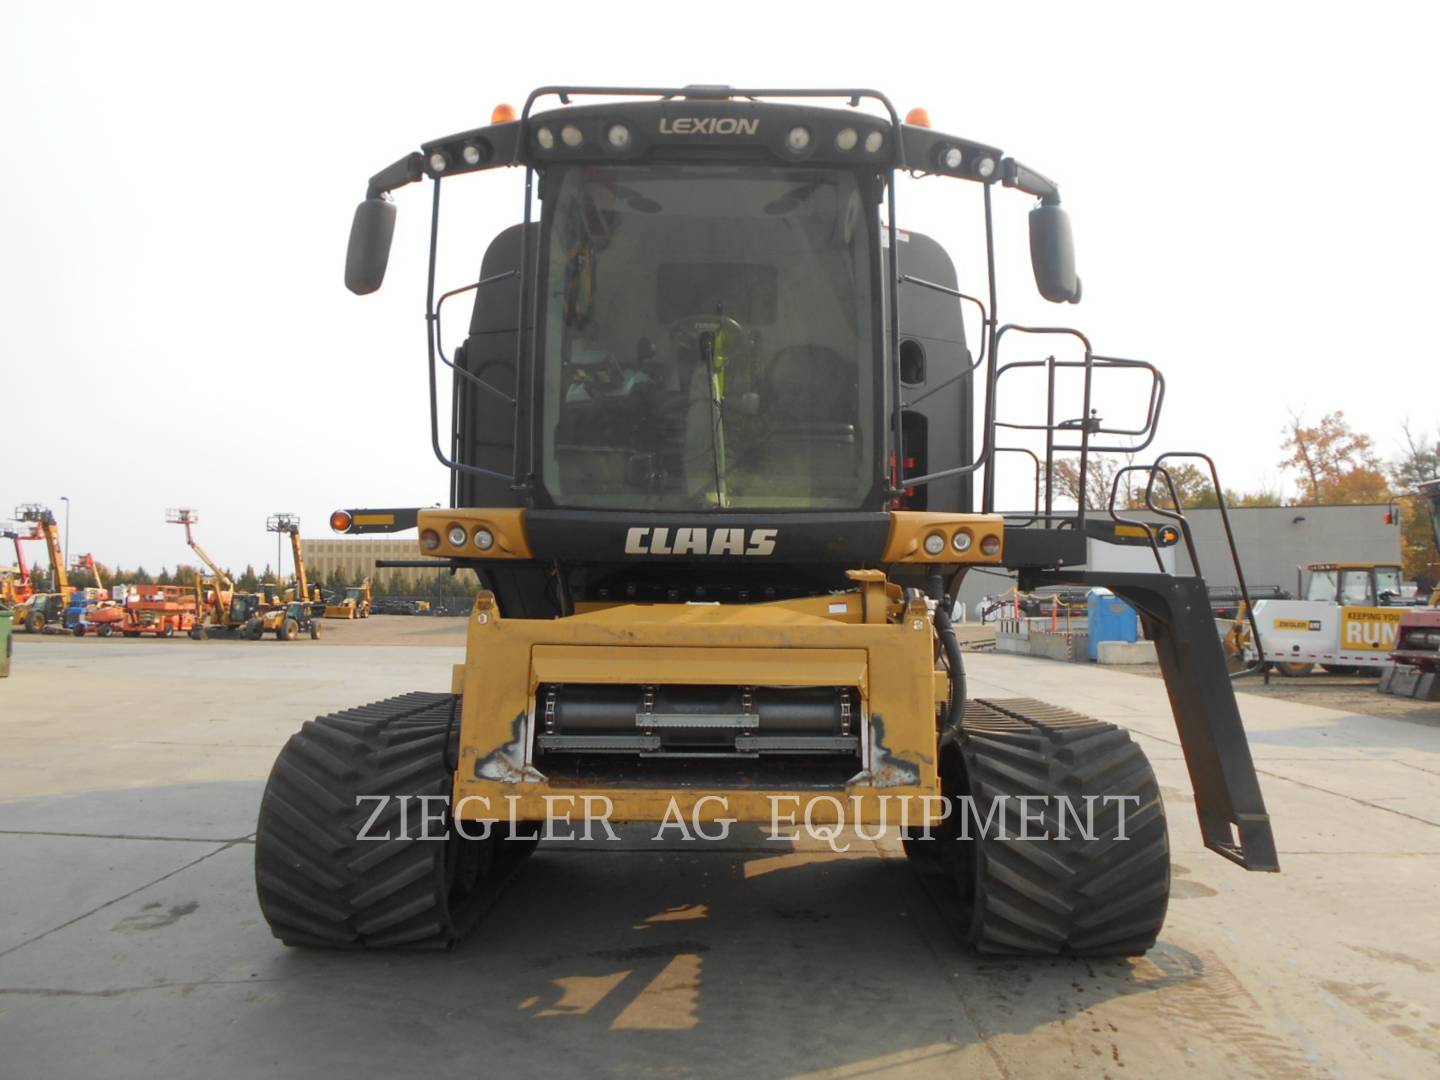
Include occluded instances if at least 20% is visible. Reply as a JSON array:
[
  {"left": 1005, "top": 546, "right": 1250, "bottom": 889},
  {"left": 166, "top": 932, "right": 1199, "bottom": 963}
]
[
  {"left": 881, "top": 511, "right": 1004, "bottom": 563},
  {"left": 1339, "top": 606, "right": 1405, "bottom": 652},
  {"left": 417, "top": 508, "right": 531, "bottom": 559},
  {"left": 451, "top": 586, "right": 946, "bottom": 826}
]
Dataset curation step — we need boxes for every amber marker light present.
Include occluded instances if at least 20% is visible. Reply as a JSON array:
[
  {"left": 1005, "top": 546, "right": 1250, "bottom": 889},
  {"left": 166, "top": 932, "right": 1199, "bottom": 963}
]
[
  {"left": 491, "top": 102, "right": 516, "bottom": 124},
  {"left": 905, "top": 107, "right": 931, "bottom": 128},
  {"left": 329, "top": 510, "right": 353, "bottom": 533}
]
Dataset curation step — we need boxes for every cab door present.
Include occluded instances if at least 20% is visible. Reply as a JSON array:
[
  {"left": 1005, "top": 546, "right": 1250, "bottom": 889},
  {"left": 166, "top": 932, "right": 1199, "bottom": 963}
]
[{"left": 1338, "top": 568, "right": 1402, "bottom": 655}]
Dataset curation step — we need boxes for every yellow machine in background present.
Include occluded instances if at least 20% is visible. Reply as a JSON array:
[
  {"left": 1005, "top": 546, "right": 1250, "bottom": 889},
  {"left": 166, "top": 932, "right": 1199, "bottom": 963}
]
[
  {"left": 11, "top": 505, "right": 71, "bottom": 633},
  {"left": 323, "top": 578, "right": 372, "bottom": 620},
  {"left": 1241, "top": 562, "right": 1414, "bottom": 675},
  {"left": 255, "top": 85, "right": 1278, "bottom": 957}
]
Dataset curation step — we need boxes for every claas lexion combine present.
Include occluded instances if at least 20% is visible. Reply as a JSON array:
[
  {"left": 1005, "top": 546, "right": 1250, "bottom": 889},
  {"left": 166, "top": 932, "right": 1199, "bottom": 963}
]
[{"left": 256, "top": 86, "right": 1278, "bottom": 956}]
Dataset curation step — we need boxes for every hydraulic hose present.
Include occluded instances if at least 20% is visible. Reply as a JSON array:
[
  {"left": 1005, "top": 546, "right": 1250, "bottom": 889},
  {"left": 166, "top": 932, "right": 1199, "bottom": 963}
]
[{"left": 933, "top": 601, "right": 967, "bottom": 737}]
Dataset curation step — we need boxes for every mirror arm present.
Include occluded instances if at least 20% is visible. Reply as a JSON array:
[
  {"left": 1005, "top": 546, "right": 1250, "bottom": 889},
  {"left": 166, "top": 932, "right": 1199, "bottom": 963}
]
[
  {"left": 1001, "top": 158, "right": 1062, "bottom": 205},
  {"left": 366, "top": 152, "right": 426, "bottom": 199}
]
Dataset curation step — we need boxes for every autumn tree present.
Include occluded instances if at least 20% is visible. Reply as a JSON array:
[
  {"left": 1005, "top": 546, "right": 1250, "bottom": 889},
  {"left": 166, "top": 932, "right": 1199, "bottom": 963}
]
[
  {"left": 1280, "top": 410, "right": 1391, "bottom": 504},
  {"left": 1390, "top": 422, "right": 1440, "bottom": 585},
  {"left": 1048, "top": 456, "right": 1242, "bottom": 511},
  {"left": 1047, "top": 453, "right": 1140, "bottom": 510}
]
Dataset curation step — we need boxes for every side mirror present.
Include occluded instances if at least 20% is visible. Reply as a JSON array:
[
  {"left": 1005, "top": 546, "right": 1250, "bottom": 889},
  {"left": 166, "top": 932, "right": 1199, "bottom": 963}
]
[
  {"left": 344, "top": 198, "right": 397, "bottom": 295},
  {"left": 1028, "top": 203, "right": 1081, "bottom": 304}
]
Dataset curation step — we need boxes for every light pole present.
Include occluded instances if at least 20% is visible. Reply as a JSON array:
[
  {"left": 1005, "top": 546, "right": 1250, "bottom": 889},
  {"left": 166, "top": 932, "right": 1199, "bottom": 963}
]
[{"left": 60, "top": 496, "right": 70, "bottom": 569}]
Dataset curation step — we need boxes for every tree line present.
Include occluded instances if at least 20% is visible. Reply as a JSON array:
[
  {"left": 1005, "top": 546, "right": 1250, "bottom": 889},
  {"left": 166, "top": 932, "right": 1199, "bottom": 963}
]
[{"left": 38, "top": 560, "right": 483, "bottom": 600}]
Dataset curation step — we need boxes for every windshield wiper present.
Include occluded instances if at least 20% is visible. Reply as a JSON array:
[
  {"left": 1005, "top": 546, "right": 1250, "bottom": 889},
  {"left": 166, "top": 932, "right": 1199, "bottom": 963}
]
[{"left": 698, "top": 330, "right": 730, "bottom": 508}]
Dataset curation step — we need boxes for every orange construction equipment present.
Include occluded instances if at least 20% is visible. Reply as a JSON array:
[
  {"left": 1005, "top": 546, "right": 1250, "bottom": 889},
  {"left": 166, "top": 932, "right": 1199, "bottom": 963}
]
[
  {"left": 70, "top": 553, "right": 106, "bottom": 592},
  {"left": 12, "top": 505, "right": 71, "bottom": 632},
  {"left": 2, "top": 526, "right": 37, "bottom": 609},
  {"left": 168, "top": 508, "right": 260, "bottom": 637}
]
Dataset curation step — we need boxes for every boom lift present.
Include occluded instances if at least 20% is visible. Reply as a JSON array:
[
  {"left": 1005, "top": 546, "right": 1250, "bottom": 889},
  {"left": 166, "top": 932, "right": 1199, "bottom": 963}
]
[
  {"left": 1, "top": 527, "right": 36, "bottom": 609},
  {"left": 13, "top": 505, "right": 71, "bottom": 633},
  {"left": 168, "top": 508, "right": 262, "bottom": 639},
  {"left": 255, "top": 86, "right": 1278, "bottom": 955},
  {"left": 267, "top": 514, "right": 320, "bottom": 607},
  {"left": 261, "top": 515, "right": 323, "bottom": 640}
]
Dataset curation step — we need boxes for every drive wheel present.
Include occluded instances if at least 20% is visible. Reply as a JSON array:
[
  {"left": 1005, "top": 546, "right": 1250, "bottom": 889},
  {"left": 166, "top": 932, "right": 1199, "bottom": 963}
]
[
  {"left": 98, "top": 625, "right": 114, "bottom": 638},
  {"left": 160, "top": 626, "right": 176, "bottom": 639},
  {"left": 278, "top": 618, "right": 297, "bottom": 642},
  {"left": 949, "top": 699, "right": 1169, "bottom": 957},
  {"left": 73, "top": 624, "right": 86, "bottom": 637},
  {"left": 309, "top": 622, "right": 320, "bottom": 640},
  {"left": 1275, "top": 661, "right": 1314, "bottom": 677},
  {"left": 254, "top": 692, "right": 531, "bottom": 949},
  {"left": 26, "top": 612, "right": 44, "bottom": 633}
]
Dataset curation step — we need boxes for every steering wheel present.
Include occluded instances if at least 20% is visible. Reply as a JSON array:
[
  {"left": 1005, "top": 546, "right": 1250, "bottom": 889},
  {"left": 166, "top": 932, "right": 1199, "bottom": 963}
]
[{"left": 669, "top": 312, "right": 757, "bottom": 362}]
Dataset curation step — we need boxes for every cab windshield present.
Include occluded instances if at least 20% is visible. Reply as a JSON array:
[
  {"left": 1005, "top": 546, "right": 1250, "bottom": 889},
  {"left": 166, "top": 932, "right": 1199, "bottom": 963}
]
[{"left": 538, "top": 164, "right": 877, "bottom": 510}]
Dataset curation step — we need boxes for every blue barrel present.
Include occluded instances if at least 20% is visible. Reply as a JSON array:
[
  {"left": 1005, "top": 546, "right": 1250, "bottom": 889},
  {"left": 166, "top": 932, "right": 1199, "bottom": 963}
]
[{"left": 1087, "top": 589, "right": 1138, "bottom": 660}]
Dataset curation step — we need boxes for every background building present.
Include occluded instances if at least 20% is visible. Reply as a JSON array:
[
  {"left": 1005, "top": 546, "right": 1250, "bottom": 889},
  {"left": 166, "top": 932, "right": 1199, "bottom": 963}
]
[
  {"left": 954, "top": 503, "right": 1405, "bottom": 619},
  {"left": 304, "top": 538, "right": 450, "bottom": 591}
]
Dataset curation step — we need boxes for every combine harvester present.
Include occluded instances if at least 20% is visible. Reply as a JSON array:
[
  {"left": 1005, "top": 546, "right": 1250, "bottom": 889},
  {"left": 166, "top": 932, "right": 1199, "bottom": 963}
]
[{"left": 255, "top": 85, "right": 1278, "bottom": 955}]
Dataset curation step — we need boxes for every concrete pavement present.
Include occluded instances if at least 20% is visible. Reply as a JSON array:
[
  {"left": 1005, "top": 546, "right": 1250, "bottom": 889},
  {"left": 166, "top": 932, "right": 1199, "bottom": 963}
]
[{"left": 1, "top": 637, "right": 1437, "bottom": 1078}]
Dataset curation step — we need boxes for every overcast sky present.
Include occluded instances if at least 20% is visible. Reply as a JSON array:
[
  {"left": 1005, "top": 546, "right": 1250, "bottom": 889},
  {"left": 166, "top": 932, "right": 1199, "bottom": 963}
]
[{"left": 2, "top": 1, "right": 1435, "bottom": 575}]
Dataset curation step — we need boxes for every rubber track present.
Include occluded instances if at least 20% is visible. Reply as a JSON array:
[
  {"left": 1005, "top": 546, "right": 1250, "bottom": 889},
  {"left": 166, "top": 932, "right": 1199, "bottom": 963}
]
[
  {"left": 956, "top": 698, "right": 1170, "bottom": 957},
  {"left": 254, "top": 692, "right": 532, "bottom": 949}
]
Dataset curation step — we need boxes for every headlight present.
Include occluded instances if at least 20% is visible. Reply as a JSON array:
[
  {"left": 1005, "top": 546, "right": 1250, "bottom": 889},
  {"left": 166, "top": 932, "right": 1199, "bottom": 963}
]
[
  {"left": 420, "top": 529, "right": 441, "bottom": 551},
  {"left": 535, "top": 126, "right": 555, "bottom": 150},
  {"left": 923, "top": 532, "right": 946, "bottom": 556},
  {"left": 462, "top": 143, "right": 484, "bottom": 166},
  {"left": 561, "top": 124, "right": 584, "bottom": 148},
  {"left": 428, "top": 151, "right": 449, "bottom": 173},
  {"left": 864, "top": 130, "right": 885, "bottom": 153},
  {"left": 607, "top": 124, "right": 631, "bottom": 149},
  {"left": 447, "top": 525, "right": 468, "bottom": 547},
  {"left": 786, "top": 126, "right": 812, "bottom": 152},
  {"left": 974, "top": 155, "right": 996, "bottom": 178},
  {"left": 942, "top": 146, "right": 962, "bottom": 169},
  {"left": 952, "top": 529, "right": 973, "bottom": 553},
  {"left": 980, "top": 534, "right": 1001, "bottom": 556},
  {"left": 474, "top": 528, "right": 495, "bottom": 551},
  {"left": 835, "top": 128, "right": 858, "bottom": 151}
]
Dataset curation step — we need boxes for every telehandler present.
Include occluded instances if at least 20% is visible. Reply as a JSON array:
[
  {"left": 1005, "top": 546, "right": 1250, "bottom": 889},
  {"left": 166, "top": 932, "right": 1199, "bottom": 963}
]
[
  {"left": 256, "top": 86, "right": 1277, "bottom": 955},
  {"left": 11, "top": 505, "right": 71, "bottom": 633}
]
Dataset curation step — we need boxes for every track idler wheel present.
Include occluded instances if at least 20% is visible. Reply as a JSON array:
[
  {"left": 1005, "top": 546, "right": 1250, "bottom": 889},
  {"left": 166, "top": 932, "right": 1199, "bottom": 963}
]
[
  {"left": 254, "top": 692, "right": 535, "bottom": 949},
  {"left": 943, "top": 699, "right": 1170, "bottom": 957}
]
